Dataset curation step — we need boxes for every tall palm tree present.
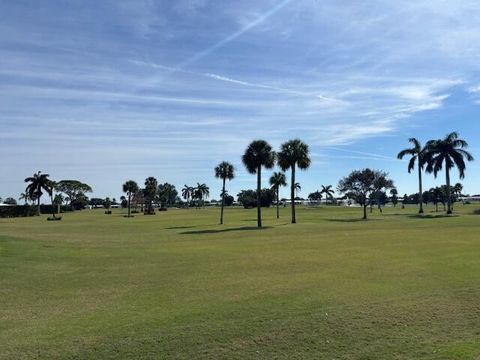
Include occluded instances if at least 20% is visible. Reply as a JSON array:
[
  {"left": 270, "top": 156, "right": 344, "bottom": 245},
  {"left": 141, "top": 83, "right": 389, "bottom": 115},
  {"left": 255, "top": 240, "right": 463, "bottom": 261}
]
[
  {"left": 321, "top": 185, "right": 335, "bottom": 205},
  {"left": 54, "top": 194, "right": 64, "bottom": 215},
  {"left": 242, "top": 140, "right": 276, "bottom": 228},
  {"left": 425, "top": 132, "right": 474, "bottom": 214},
  {"left": 144, "top": 177, "right": 158, "bottom": 214},
  {"left": 269, "top": 172, "right": 287, "bottom": 219},
  {"left": 215, "top": 161, "right": 235, "bottom": 225},
  {"left": 122, "top": 180, "right": 139, "bottom": 217},
  {"left": 397, "top": 138, "right": 427, "bottom": 214},
  {"left": 181, "top": 185, "right": 193, "bottom": 208},
  {"left": 277, "top": 139, "right": 311, "bottom": 224},
  {"left": 24, "top": 171, "right": 52, "bottom": 216}
]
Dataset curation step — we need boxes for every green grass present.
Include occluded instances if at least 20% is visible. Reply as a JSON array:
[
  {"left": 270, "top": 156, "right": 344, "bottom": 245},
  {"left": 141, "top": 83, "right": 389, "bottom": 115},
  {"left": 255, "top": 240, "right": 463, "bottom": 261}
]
[{"left": 1, "top": 205, "right": 480, "bottom": 359}]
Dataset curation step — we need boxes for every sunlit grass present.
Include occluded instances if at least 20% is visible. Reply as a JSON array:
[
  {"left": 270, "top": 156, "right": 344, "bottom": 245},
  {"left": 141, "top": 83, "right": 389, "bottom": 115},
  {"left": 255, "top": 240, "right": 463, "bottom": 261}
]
[{"left": 1, "top": 204, "right": 479, "bottom": 359}]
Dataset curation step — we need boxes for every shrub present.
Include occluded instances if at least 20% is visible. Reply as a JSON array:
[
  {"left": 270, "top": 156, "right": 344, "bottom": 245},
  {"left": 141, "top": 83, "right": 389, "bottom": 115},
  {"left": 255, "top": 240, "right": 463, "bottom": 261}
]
[{"left": 473, "top": 208, "right": 480, "bottom": 215}]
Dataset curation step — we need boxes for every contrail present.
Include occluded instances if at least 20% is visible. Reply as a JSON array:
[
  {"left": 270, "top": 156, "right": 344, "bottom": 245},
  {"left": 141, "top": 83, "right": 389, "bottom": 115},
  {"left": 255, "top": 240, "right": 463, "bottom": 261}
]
[{"left": 178, "top": 0, "right": 294, "bottom": 69}]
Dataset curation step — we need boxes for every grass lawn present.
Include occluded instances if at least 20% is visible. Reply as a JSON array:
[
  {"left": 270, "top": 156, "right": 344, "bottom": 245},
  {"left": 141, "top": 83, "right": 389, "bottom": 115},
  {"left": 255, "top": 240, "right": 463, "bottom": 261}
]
[{"left": 1, "top": 204, "right": 479, "bottom": 359}]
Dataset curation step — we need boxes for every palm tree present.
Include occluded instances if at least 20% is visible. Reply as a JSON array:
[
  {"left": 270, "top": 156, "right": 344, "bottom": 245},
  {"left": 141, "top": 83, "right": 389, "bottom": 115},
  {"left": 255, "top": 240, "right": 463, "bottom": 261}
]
[
  {"left": 181, "top": 185, "right": 194, "bottom": 207},
  {"left": 122, "top": 180, "right": 139, "bottom": 217},
  {"left": 269, "top": 172, "right": 287, "bottom": 219},
  {"left": 320, "top": 185, "right": 335, "bottom": 205},
  {"left": 242, "top": 140, "right": 276, "bottom": 228},
  {"left": 397, "top": 138, "right": 428, "bottom": 214},
  {"left": 425, "top": 132, "right": 474, "bottom": 214},
  {"left": 24, "top": 171, "right": 52, "bottom": 216},
  {"left": 277, "top": 139, "right": 311, "bottom": 224},
  {"left": 215, "top": 161, "right": 235, "bottom": 225},
  {"left": 19, "top": 191, "right": 30, "bottom": 205},
  {"left": 54, "top": 194, "right": 64, "bottom": 215},
  {"left": 294, "top": 182, "right": 301, "bottom": 198},
  {"left": 194, "top": 183, "right": 210, "bottom": 208},
  {"left": 144, "top": 177, "right": 158, "bottom": 214}
]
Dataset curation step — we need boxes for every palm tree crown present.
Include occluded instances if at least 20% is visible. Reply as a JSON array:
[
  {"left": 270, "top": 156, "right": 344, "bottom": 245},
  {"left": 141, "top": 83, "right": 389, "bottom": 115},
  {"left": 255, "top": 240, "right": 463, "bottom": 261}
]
[
  {"left": 425, "top": 132, "right": 474, "bottom": 179},
  {"left": 321, "top": 185, "right": 335, "bottom": 204}
]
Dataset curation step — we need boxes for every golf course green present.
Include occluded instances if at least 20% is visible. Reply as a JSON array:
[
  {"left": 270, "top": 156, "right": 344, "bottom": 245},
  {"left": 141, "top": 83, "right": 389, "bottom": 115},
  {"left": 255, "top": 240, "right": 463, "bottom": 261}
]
[{"left": 1, "top": 205, "right": 479, "bottom": 359}]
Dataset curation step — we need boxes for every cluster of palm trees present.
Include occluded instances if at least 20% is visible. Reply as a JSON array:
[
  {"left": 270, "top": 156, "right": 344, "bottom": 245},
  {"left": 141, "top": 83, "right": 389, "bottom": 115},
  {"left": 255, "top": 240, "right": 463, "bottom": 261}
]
[
  {"left": 240, "top": 139, "right": 311, "bottom": 227},
  {"left": 398, "top": 132, "right": 474, "bottom": 214},
  {"left": 181, "top": 183, "right": 210, "bottom": 209},
  {"left": 308, "top": 185, "right": 335, "bottom": 205}
]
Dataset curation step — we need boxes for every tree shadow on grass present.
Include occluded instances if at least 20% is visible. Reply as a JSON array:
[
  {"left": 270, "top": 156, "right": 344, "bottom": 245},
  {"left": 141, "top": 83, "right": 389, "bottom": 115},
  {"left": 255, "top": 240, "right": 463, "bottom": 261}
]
[
  {"left": 325, "top": 218, "right": 382, "bottom": 223},
  {"left": 180, "top": 226, "right": 272, "bottom": 235},
  {"left": 407, "top": 214, "right": 459, "bottom": 219},
  {"left": 165, "top": 226, "right": 197, "bottom": 230}
]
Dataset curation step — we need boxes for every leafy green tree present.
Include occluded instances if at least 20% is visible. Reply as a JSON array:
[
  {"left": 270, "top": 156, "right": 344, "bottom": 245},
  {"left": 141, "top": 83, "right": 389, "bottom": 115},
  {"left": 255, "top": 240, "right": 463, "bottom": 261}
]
[
  {"left": 144, "top": 177, "right": 158, "bottom": 214},
  {"left": 237, "top": 189, "right": 275, "bottom": 209},
  {"left": 338, "top": 169, "right": 394, "bottom": 220},
  {"left": 269, "top": 172, "right": 287, "bottom": 219},
  {"left": 158, "top": 183, "right": 178, "bottom": 208},
  {"left": 321, "top": 185, "right": 335, "bottom": 205},
  {"left": 215, "top": 161, "right": 235, "bottom": 224},
  {"left": 242, "top": 140, "right": 276, "bottom": 227},
  {"left": 56, "top": 180, "right": 92, "bottom": 211},
  {"left": 24, "top": 171, "right": 52, "bottom": 216},
  {"left": 277, "top": 139, "right": 311, "bottom": 224},
  {"left": 104, "top": 197, "right": 112, "bottom": 211},
  {"left": 3, "top": 197, "right": 17, "bottom": 205},
  {"left": 425, "top": 132, "right": 474, "bottom": 214},
  {"left": 398, "top": 138, "right": 428, "bottom": 214},
  {"left": 308, "top": 190, "right": 322, "bottom": 204},
  {"left": 122, "top": 180, "right": 139, "bottom": 217}
]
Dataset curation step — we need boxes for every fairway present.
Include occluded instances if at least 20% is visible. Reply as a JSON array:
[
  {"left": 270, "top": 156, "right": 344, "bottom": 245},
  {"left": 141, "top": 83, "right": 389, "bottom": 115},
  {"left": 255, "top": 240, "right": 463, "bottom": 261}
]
[{"left": 1, "top": 206, "right": 479, "bottom": 359}]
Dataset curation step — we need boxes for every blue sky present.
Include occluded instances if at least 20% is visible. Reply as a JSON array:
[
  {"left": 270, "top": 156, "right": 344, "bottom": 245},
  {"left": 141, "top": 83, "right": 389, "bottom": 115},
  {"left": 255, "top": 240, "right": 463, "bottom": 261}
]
[{"left": 1, "top": 0, "right": 480, "bottom": 201}]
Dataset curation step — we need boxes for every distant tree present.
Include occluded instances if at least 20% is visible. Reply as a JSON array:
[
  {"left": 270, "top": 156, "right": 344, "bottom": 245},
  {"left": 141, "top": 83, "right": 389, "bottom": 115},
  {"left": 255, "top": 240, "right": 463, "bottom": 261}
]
[
  {"left": 337, "top": 169, "right": 394, "bottom": 220},
  {"left": 425, "top": 132, "right": 474, "bottom": 214},
  {"left": 390, "top": 188, "right": 398, "bottom": 207},
  {"left": 269, "top": 171, "right": 287, "bottom": 219},
  {"left": 120, "top": 196, "right": 127, "bottom": 209},
  {"left": 54, "top": 194, "right": 64, "bottom": 214},
  {"left": 237, "top": 189, "right": 275, "bottom": 209},
  {"left": 181, "top": 185, "right": 194, "bottom": 208},
  {"left": 144, "top": 177, "right": 158, "bottom": 214},
  {"left": 224, "top": 194, "right": 234, "bottom": 206},
  {"left": 104, "top": 197, "right": 112, "bottom": 211},
  {"left": 242, "top": 140, "right": 276, "bottom": 227},
  {"left": 19, "top": 191, "right": 30, "bottom": 205},
  {"left": 157, "top": 183, "right": 178, "bottom": 208},
  {"left": 3, "top": 197, "right": 17, "bottom": 205},
  {"left": 122, "top": 180, "right": 139, "bottom": 217},
  {"left": 56, "top": 180, "right": 92, "bottom": 211},
  {"left": 24, "top": 171, "right": 52, "bottom": 216},
  {"left": 277, "top": 139, "right": 311, "bottom": 224},
  {"left": 308, "top": 190, "right": 322, "bottom": 204},
  {"left": 191, "top": 183, "right": 208, "bottom": 208},
  {"left": 321, "top": 185, "right": 335, "bottom": 205},
  {"left": 398, "top": 138, "right": 428, "bottom": 214},
  {"left": 215, "top": 161, "right": 235, "bottom": 224}
]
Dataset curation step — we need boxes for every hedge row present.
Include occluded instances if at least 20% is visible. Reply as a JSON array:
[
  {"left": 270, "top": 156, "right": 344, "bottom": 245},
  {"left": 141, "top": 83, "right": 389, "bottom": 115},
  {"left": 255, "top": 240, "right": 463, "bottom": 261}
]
[{"left": 0, "top": 205, "right": 72, "bottom": 218}]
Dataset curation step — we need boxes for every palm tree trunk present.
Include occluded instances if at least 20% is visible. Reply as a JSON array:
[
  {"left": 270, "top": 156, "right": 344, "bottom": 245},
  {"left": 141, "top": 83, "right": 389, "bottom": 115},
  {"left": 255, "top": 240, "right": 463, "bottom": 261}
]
[
  {"left": 128, "top": 193, "right": 131, "bottom": 217},
  {"left": 50, "top": 195, "right": 56, "bottom": 219},
  {"left": 291, "top": 165, "right": 296, "bottom": 224},
  {"left": 276, "top": 186, "right": 280, "bottom": 219},
  {"left": 418, "top": 162, "right": 424, "bottom": 214},
  {"left": 37, "top": 196, "right": 41, "bottom": 216},
  {"left": 363, "top": 204, "right": 367, "bottom": 220},
  {"left": 257, "top": 166, "right": 262, "bottom": 228},
  {"left": 446, "top": 168, "right": 452, "bottom": 214},
  {"left": 220, "top": 178, "right": 225, "bottom": 225}
]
